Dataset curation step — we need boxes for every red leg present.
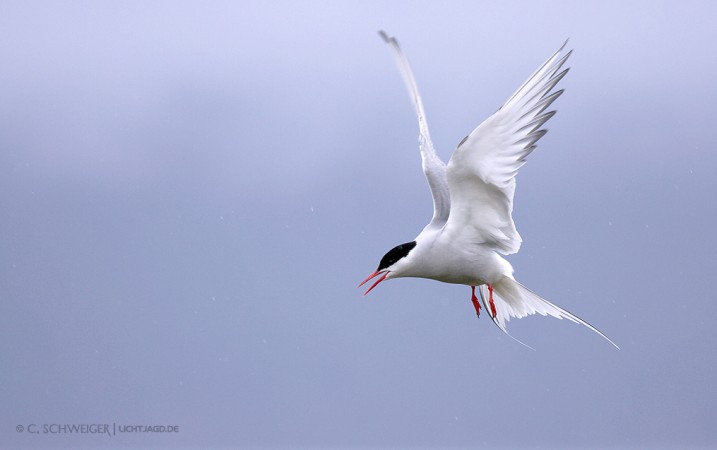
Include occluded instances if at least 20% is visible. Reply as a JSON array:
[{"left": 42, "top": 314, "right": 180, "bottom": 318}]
[
  {"left": 488, "top": 284, "right": 497, "bottom": 318},
  {"left": 470, "top": 286, "right": 481, "bottom": 317}
]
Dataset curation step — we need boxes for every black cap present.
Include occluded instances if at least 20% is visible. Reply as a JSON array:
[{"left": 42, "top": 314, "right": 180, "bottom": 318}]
[{"left": 377, "top": 241, "right": 417, "bottom": 271}]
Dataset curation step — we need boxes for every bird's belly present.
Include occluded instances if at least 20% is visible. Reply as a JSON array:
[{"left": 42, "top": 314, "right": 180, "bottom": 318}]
[
  {"left": 409, "top": 245, "right": 511, "bottom": 286},
  {"left": 424, "top": 263, "right": 488, "bottom": 286}
]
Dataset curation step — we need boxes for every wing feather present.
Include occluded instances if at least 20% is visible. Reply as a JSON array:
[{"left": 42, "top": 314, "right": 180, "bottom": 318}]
[
  {"left": 379, "top": 31, "right": 450, "bottom": 229},
  {"left": 443, "top": 43, "right": 571, "bottom": 254}
]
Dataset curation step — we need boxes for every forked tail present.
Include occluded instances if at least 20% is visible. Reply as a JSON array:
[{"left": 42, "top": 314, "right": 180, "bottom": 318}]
[{"left": 478, "top": 276, "right": 619, "bottom": 349}]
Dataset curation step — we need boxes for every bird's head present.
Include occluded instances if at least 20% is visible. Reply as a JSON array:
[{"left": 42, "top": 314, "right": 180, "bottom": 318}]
[{"left": 358, "top": 241, "right": 417, "bottom": 295}]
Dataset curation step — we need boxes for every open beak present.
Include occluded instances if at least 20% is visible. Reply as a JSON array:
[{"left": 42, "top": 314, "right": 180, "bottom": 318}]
[{"left": 358, "top": 270, "right": 389, "bottom": 296}]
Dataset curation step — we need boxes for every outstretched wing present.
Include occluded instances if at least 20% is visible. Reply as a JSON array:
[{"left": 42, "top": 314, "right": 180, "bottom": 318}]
[
  {"left": 379, "top": 31, "right": 450, "bottom": 230},
  {"left": 443, "top": 42, "right": 571, "bottom": 254}
]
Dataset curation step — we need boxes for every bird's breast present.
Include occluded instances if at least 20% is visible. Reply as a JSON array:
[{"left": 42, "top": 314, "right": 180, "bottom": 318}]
[{"left": 404, "top": 239, "right": 512, "bottom": 286}]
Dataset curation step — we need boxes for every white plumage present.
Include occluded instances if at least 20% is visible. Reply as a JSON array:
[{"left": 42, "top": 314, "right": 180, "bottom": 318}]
[{"left": 360, "top": 32, "right": 617, "bottom": 348}]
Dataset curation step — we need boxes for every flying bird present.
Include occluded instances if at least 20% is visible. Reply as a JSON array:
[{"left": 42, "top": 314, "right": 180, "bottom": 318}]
[{"left": 360, "top": 31, "right": 617, "bottom": 348}]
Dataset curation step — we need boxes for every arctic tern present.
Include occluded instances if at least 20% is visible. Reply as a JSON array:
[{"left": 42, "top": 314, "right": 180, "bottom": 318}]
[{"left": 360, "top": 31, "right": 617, "bottom": 348}]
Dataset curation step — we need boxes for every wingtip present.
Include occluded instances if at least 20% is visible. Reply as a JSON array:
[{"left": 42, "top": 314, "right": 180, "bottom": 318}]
[
  {"left": 559, "top": 38, "right": 570, "bottom": 52},
  {"left": 378, "top": 30, "right": 394, "bottom": 44},
  {"left": 555, "top": 39, "right": 572, "bottom": 62}
]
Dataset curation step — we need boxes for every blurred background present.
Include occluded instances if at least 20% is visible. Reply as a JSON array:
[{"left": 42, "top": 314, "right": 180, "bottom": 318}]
[{"left": 1, "top": 1, "right": 715, "bottom": 448}]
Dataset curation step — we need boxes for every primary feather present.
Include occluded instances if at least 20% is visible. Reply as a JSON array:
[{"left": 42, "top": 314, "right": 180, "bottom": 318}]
[
  {"left": 444, "top": 42, "right": 571, "bottom": 255},
  {"left": 379, "top": 31, "right": 450, "bottom": 230}
]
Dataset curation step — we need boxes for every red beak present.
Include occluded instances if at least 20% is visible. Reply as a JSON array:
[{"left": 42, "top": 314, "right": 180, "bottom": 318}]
[{"left": 358, "top": 270, "right": 389, "bottom": 295}]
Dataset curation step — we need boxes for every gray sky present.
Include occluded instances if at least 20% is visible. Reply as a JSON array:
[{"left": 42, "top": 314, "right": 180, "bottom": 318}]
[{"left": 2, "top": 1, "right": 716, "bottom": 448}]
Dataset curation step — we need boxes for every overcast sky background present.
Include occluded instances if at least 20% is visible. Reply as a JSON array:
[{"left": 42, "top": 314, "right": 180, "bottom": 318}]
[{"left": 1, "top": 1, "right": 716, "bottom": 449}]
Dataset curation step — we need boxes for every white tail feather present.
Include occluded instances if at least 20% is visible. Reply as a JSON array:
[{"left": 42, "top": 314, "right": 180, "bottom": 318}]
[{"left": 479, "top": 277, "right": 619, "bottom": 349}]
